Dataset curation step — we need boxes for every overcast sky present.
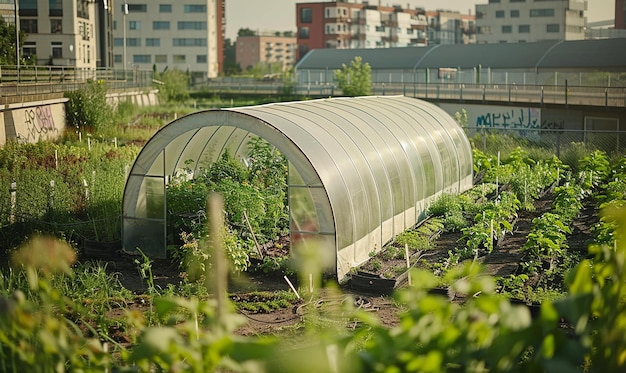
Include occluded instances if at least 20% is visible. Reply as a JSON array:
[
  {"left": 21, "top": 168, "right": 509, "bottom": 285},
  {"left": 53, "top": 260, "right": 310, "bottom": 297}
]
[{"left": 225, "top": 0, "right": 616, "bottom": 40}]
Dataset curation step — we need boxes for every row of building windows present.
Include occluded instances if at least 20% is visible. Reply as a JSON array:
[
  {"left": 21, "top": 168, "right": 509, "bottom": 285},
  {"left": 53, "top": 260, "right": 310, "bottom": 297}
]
[
  {"left": 21, "top": 41, "right": 91, "bottom": 63},
  {"left": 120, "top": 21, "right": 207, "bottom": 31},
  {"left": 480, "top": 8, "right": 556, "bottom": 19},
  {"left": 19, "top": 0, "right": 90, "bottom": 19},
  {"left": 127, "top": 4, "right": 206, "bottom": 13},
  {"left": 20, "top": 18, "right": 93, "bottom": 36},
  {"left": 479, "top": 23, "right": 560, "bottom": 33},
  {"left": 114, "top": 38, "right": 208, "bottom": 47},
  {"left": 114, "top": 54, "right": 207, "bottom": 64}
]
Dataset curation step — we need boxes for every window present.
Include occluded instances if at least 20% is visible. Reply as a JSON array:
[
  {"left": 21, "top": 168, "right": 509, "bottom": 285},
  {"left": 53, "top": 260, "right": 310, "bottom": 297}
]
[
  {"left": 546, "top": 24, "right": 560, "bottom": 32},
  {"left": 173, "top": 38, "right": 207, "bottom": 47},
  {"left": 114, "top": 38, "right": 123, "bottom": 47},
  {"left": 510, "top": 10, "right": 519, "bottom": 17},
  {"left": 114, "top": 54, "right": 122, "bottom": 63},
  {"left": 19, "top": 0, "right": 37, "bottom": 16},
  {"left": 51, "top": 42, "right": 62, "bottom": 58},
  {"left": 133, "top": 55, "right": 151, "bottom": 63},
  {"left": 478, "top": 26, "right": 491, "bottom": 34},
  {"left": 155, "top": 55, "right": 167, "bottom": 63},
  {"left": 126, "top": 38, "right": 141, "bottom": 47},
  {"left": 159, "top": 4, "right": 172, "bottom": 12},
  {"left": 502, "top": 25, "right": 512, "bottom": 33},
  {"left": 173, "top": 55, "right": 186, "bottom": 63},
  {"left": 196, "top": 55, "right": 207, "bottom": 63},
  {"left": 23, "top": 41, "right": 36, "bottom": 57},
  {"left": 530, "top": 8, "right": 555, "bottom": 17},
  {"left": 299, "top": 27, "right": 310, "bottom": 39},
  {"left": 128, "top": 4, "right": 147, "bottom": 12},
  {"left": 153, "top": 21, "right": 170, "bottom": 30},
  {"left": 129, "top": 21, "right": 140, "bottom": 30},
  {"left": 146, "top": 38, "right": 160, "bottom": 47},
  {"left": 20, "top": 19, "right": 38, "bottom": 34},
  {"left": 178, "top": 21, "right": 207, "bottom": 30},
  {"left": 49, "top": 0, "right": 63, "bottom": 16},
  {"left": 50, "top": 19, "right": 62, "bottom": 33},
  {"left": 184, "top": 4, "right": 206, "bottom": 13},
  {"left": 510, "top": 0, "right": 525, "bottom": 2},
  {"left": 496, "top": 10, "right": 505, "bottom": 18},
  {"left": 489, "top": 0, "right": 501, "bottom": 2},
  {"left": 519, "top": 24, "right": 530, "bottom": 33},
  {"left": 300, "top": 7, "right": 312, "bottom": 23},
  {"left": 77, "top": 0, "right": 89, "bottom": 19},
  {"left": 476, "top": 11, "right": 486, "bottom": 19}
]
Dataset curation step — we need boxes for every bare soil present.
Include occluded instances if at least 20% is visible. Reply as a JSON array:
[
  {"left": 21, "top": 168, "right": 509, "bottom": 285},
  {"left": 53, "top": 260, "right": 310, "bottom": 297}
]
[{"left": 90, "top": 189, "right": 598, "bottom": 337}]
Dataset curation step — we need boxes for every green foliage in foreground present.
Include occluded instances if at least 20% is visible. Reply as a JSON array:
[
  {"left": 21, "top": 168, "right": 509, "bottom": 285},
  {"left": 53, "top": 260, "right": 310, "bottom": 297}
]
[{"left": 1, "top": 199, "right": 626, "bottom": 371}]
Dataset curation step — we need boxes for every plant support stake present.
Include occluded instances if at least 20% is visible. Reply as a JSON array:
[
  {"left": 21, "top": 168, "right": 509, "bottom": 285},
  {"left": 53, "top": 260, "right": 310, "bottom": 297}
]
[{"left": 284, "top": 275, "right": 301, "bottom": 299}]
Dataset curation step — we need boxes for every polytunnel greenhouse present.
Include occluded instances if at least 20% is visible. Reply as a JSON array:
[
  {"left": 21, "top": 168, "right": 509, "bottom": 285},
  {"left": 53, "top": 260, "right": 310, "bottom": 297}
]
[{"left": 122, "top": 95, "right": 473, "bottom": 281}]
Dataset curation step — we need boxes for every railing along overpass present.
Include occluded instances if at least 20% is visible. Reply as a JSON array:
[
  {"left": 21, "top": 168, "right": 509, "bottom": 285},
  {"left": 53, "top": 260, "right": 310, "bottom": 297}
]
[
  {"left": 0, "top": 65, "right": 154, "bottom": 104},
  {"left": 1, "top": 65, "right": 624, "bottom": 110},
  {"left": 199, "top": 80, "right": 626, "bottom": 110}
]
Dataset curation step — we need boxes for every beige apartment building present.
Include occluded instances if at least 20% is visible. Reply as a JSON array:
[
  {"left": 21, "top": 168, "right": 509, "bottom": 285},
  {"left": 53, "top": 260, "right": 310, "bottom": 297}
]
[
  {"left": 112, "top": 1, "right": 224, "bottom": 81},
  {"left": 5, "top": 0, "right": 98, "bottom": 68},
  {"left": 236, "top": 34, "right": 297, "bottom": 73},
  {"left": 476, "top": 0, "right": 587, "bottom": 43}
]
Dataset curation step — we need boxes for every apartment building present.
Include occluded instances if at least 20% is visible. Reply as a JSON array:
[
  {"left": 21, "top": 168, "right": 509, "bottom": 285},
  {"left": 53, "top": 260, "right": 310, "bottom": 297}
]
[
  {"left": 0, "top": 0, "right": 15, "bottom": 25},
  {"left": 7, "top": 0, "right": 98, "bottom": 68},
  {"left": 112, "top": 1, "right": 224, "bottom": 81},
  {"left": 236, "top": 34, "right": 296, "bottom": 72},
  {"left": 476, "top": 0, "right": 587, "bottom": 43},
  {"left": 296, "top": 1, "right": 430, "bottom": 60},
  {"left": 426, "top": 10, "right": 476, "bottom": 45}
]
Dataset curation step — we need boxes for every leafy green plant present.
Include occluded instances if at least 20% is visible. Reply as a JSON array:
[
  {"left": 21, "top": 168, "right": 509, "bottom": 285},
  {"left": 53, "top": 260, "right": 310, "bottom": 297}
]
[
  {"left": 65, "top": 80, "right": 111, "bottom": 133},
  {"left": 334, "top": 56, "right": 372, "bottom": 96},
  {"left": 521, "top": 212, "right": 571, "bottom": 273}
]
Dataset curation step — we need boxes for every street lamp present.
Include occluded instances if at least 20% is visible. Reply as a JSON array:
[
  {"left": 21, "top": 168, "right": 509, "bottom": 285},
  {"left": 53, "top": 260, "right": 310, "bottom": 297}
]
[
  {"left": 14, "top": 0, "right": 19, "bottom": 69},
  {"left": 122, "top": 1, "right": 128, "bottom": 72}
]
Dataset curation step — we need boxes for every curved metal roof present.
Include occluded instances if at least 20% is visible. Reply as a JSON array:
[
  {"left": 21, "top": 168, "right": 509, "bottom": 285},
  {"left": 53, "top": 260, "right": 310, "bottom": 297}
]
[
  {"left": 295, "top": 38, "right": 626, "bottom": 71},
  {"left": 122, "top": 96, "right": 473, "bottom": 281}
]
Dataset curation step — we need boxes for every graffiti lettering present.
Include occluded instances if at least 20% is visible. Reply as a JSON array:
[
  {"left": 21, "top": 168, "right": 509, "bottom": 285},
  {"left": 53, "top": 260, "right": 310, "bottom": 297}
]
[
  {"left": 21, "top": 105, "right": 57, "bottom": 142},
  {"left": 541, "top": 119, "right": 564, "bottom": 133},
  {"left": 476, "top": 108, "right": 539, "bottom": 130}
]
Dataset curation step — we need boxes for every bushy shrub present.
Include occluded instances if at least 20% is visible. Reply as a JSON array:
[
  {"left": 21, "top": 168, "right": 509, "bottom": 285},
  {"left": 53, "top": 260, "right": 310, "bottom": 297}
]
[{"left": 65, "top": 80, "right": 111, "bottom": 133}]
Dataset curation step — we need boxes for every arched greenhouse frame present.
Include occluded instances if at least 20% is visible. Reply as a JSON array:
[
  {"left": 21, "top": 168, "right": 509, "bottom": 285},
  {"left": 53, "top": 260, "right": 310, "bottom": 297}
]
[{"left": 122, "top": 96, "right": 473, "bottom": 281}]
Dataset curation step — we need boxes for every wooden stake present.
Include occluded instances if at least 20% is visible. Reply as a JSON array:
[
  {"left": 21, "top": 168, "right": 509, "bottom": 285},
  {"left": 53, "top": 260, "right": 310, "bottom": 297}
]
[{"left": 284, "top": 275, "right": 301, "bottom": 299}]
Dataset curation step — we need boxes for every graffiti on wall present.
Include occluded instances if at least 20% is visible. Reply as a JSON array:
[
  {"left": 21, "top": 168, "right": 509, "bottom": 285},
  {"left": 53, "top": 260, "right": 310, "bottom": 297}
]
[
  {"left": 17, "top": 105, "right": 58, "bottom": 143},
  {"left": 476, "top": 108, "right": 541, "bottom": 129}
]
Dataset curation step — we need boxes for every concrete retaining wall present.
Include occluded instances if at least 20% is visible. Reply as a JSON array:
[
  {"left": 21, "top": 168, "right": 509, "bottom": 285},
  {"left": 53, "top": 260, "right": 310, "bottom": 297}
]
[{"left": 1, "top": 89, "right": 159, "bottom": 145}]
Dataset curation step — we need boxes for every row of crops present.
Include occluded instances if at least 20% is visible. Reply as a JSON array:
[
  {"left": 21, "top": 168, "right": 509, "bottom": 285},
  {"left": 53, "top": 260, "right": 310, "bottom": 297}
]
[{"left": 1, "top": 127, "right": 626, "bottom": 370}]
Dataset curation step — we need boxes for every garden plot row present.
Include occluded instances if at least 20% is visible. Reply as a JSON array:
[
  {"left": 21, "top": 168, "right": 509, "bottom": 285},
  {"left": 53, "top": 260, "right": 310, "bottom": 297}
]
[{"left": 350, "top": 147, "right": 615, "bottom": 304}]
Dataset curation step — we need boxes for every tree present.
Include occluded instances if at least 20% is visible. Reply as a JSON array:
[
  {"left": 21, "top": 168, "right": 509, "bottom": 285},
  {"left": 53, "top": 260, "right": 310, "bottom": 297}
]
[
  {"left": 0, "top": 17, "right": 25, "bottom": 65},
  {"left": 156, "top": 69, "right": 190, "bottom": 102},
  {"left": 237, "top": 28, "right": 256, "bottom": 37},
  {"left": 334, "top": 56, "right": 372, "bottom": 97}
]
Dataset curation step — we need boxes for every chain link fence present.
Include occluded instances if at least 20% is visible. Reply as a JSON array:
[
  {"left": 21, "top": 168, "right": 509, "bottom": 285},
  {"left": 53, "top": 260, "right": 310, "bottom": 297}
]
[{"left": 465, "top": 126, "right": 626, "bottom": 171}]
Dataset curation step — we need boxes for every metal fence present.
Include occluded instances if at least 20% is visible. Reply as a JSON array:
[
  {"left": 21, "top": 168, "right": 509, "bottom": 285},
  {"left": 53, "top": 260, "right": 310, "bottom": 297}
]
[
  {"left": 198, "top": 80, "right": 626, "bottom": 109},
  {"left": 465, "top": 126, "right": 626, "bottom": 160},
  {"left": 0, "top": 65, "right": 154, "bottom": 96}
]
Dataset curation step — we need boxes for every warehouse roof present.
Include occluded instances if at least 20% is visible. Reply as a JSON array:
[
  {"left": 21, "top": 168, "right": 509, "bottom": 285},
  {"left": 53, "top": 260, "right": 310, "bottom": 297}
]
[{"left": 295, "top": 39, "right": 626, "bottom": 71}]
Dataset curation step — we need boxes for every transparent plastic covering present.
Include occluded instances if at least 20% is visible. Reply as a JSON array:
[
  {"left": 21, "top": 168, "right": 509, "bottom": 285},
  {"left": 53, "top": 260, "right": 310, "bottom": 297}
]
[{"left": 122, "top": 96, "right": 473, "bottom": 281}]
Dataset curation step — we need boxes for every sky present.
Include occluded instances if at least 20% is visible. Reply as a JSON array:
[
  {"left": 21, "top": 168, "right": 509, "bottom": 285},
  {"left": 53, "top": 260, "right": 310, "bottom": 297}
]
[{"left": 225, "top": 0, "right": 616, "bottom": 40}]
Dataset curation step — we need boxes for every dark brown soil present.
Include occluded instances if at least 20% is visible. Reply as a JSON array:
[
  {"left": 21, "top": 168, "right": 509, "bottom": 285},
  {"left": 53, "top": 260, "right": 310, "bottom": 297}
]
[{"left": 88, "top": 189, "right": 598, "bottom": 337}]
